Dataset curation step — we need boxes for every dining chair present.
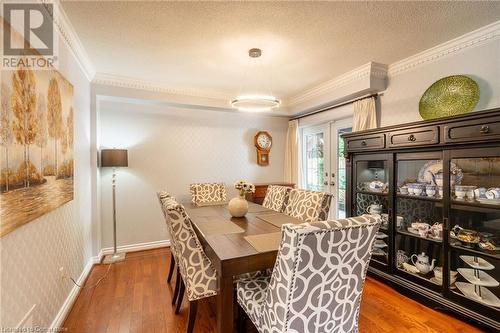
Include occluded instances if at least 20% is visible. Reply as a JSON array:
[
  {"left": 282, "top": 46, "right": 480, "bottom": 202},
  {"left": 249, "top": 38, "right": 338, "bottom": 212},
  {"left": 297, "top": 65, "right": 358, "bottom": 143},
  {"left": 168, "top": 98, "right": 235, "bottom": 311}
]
[
  {"left": 284, "top": 189, "right": 333, "bottom": 222},
  {"left": 236, "top": 214, "right": 381, "bottom": 333},
  {"left": 157, "top": 191, "right": 183, "bottom": 301},
  {"left": 189, "top": 182, "right": 227, "bottom": 206},
  {"left": 262, "top": 185, "right": 292, "bottom": 213},
  {"left": 165, "top": 203, "right": 218, "bottom": 333}
]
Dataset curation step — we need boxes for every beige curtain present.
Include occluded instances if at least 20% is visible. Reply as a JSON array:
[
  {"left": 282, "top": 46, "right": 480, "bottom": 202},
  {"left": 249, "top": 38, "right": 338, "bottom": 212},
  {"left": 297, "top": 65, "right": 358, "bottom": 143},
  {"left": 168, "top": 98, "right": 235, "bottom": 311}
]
[
  {"left": 353, "top": 97, "right": 377, "bottom": 132},
  {"left": 284, "top": 120, "right": 299, "bottom": 185}
]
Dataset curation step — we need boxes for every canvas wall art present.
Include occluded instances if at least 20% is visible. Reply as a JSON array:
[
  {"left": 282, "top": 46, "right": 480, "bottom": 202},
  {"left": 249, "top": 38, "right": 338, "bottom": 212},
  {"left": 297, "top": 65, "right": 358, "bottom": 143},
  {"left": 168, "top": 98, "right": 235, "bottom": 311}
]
[{"left": 0, "top": 68, "right": 74, "bottom": 237}]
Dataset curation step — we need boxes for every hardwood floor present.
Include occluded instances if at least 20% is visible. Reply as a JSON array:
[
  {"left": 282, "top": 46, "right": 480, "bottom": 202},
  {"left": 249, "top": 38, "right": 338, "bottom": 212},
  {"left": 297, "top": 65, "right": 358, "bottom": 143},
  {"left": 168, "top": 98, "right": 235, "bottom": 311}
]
[{"left": 63, "top": 248, "right": 485, "bottom": 333}]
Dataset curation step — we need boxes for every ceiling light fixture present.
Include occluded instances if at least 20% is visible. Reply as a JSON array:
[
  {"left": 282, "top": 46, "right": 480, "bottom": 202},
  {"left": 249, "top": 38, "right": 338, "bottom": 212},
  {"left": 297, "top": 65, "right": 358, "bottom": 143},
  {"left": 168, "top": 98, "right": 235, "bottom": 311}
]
[{"left": 231, "top": 48, "right": 280, "bottom": 112}]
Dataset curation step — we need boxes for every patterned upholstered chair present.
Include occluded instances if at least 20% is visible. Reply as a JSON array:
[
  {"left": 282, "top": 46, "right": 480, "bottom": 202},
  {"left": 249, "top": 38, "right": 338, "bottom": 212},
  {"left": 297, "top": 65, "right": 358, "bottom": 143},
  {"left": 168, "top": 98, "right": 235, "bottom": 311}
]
[
  {"left": 262, "top": 185, "right": 292, "bottom": 213},
  {"left": 284, "top": 189, "right": 333, "bottom": 222},
  {"left": 157, "top": 192, "right": 183, "bottom": 300},
  {"left": 237, "top": 215, "right": 380, "bottom": 333},
  {"left": 189, "top": 182, "right": 227, "bottom": 206},
  {"left": 165, "top": 203, "right": 218, "bottom": 333}
]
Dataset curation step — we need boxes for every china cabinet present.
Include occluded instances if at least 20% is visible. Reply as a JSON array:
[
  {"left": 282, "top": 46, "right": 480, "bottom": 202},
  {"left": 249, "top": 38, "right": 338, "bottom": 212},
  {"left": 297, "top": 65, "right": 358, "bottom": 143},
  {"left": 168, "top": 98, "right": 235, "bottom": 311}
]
[{"left": 344, "top": 108, "right": 500, "bottom": 331}]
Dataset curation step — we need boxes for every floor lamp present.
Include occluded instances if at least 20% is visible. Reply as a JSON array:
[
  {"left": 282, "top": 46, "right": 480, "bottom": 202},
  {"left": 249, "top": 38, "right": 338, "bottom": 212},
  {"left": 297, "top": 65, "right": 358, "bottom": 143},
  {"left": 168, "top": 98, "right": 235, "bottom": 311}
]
[{"left": 101, "top": 149, "right": 128, "bottom": 264}]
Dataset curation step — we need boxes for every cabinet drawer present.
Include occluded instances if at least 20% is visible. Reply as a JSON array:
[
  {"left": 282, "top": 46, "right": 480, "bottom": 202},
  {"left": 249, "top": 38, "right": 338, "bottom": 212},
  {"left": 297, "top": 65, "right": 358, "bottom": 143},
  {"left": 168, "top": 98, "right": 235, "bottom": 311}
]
[
  {"left": 443, "top": 117, "right": 500, "bottom": 143},
  {"left": 388, "top": 126, "right": 439, "bottom": 148},
  {"left": 346, "top": 134, "right": 385, "bottom": 151}
]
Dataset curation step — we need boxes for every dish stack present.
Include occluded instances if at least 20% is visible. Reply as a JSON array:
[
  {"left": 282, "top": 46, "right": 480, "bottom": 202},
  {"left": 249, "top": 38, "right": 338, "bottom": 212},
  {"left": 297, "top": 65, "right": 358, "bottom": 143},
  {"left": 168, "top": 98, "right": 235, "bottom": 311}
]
[
  {"left": 456, "top": 255, "right": 500, "bottom": 308},
  {"left": 372, "top": 213, "right": 389, "bottom": 259}
]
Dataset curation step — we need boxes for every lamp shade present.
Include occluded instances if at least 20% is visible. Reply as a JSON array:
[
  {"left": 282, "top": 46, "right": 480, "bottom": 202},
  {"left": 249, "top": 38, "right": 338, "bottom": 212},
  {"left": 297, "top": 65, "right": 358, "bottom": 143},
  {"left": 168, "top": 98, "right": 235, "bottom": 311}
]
[{"left": 101, "top": 149, "right": 128, "bottom": 167}]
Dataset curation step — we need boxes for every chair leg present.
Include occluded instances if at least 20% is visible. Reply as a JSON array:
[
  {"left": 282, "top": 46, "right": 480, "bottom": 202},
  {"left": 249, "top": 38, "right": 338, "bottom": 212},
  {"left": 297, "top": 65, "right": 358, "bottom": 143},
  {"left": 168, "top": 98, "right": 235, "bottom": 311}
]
[
  {"left": 172, "top": 267, "right": 181, "bottom": 305},
  {"left": 237, "top": 304, "right": 247, "bottom": 333},
  {"left": 167, "top": 253, "right": 175, "bottom": 283},
  {"left": 186, "top": 300, "right": 198, "bottom": 333},
  {"left": 175, "top": 279, "right": 185, "bottom": 314}
]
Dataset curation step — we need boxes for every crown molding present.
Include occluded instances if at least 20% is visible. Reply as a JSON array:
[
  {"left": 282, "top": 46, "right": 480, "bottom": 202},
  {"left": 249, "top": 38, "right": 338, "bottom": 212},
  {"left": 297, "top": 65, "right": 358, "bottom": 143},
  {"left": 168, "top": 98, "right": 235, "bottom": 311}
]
[
  {"left": 40, "top": 0, "right": 96, "bottom": 81},
  {"left": 388, "top": 20, "right": 500, "bottom": 77},
  {"left": 93, "top": 72, "right": 232, "bottom": 101},
  {"left": 286, "top": 62, "right": 388, "bottom": 107}
]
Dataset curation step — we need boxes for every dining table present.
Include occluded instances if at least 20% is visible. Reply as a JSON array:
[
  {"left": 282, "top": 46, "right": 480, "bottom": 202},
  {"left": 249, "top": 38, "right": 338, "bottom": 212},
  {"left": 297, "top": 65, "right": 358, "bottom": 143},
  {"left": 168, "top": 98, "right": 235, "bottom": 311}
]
[{"left": 184, "top": 201, "right": 303, "bottom": 333}]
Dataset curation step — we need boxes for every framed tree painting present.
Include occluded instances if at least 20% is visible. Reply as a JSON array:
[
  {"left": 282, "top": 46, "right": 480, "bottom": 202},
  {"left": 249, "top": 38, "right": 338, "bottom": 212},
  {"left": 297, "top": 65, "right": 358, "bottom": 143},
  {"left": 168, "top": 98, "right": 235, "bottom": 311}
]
[{"left": 0, "top": 68, "right": 74, "bottom": 237}]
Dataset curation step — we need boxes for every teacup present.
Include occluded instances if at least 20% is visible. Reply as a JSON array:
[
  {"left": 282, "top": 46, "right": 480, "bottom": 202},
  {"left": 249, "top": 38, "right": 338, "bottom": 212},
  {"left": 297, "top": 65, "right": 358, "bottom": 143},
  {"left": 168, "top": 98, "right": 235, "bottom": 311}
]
[
  {"left": 426, "top": 185, "right": 437, "bottom": 197},
  {"left": 399, "top": 186, "right": 409, "bottom": 195},
  {"left": 455, "top": 185, "right": 467, "bottom": 200},
  {"left": 407, "top": 184, "right": 415, "bottom": 195},
  {"left": 486, "top": 188, "right": 500, "bottom": 199},
  {"left": 418, "top": 228, "right": 428, "bottom": 237},
  {"left": 474, "top": 187, "right": 487, "bottom": 199}
]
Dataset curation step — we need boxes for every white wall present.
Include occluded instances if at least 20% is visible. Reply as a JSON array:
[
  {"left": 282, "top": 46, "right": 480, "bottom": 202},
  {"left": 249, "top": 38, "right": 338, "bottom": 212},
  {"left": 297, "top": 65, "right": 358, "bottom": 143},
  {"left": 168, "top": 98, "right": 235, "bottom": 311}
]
[
  {"left": 98, "top": 101, "right": 288, "bottom": 248},
  {"left": 380, "top": 38, "right": 500, "bottom": 126},
  {"left": 0, "top": 27, "right": 92, "bottom": 330}
]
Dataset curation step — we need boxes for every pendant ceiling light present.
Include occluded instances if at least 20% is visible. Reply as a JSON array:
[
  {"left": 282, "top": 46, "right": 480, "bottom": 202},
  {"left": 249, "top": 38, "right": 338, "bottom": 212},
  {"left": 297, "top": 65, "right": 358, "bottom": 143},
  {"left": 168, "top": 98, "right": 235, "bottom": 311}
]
[{"left": 231, "top": 48, "right": 280, "bottom": 112}]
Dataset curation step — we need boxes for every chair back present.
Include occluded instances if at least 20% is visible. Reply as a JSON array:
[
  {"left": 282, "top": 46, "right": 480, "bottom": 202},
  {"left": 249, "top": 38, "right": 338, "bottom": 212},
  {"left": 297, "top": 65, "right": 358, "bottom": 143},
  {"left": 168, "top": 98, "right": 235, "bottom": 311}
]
[
  {"left": 157, "top": 191, "right": 180, "bottom": 260},
  {"left": 262, "top": 185, "right": 292, "bottom": 213},
  {"left": 189, "top": 182, "right": 227, "bottom": 206},
  {"left": 165, "top": 203, "right": 218, "bottom": 301},
  {"left": 260, "top": 215, "right": 380, "bottom": 333},
  {"left": 284, "top": 189, "right": 333, "bottom": 222}
]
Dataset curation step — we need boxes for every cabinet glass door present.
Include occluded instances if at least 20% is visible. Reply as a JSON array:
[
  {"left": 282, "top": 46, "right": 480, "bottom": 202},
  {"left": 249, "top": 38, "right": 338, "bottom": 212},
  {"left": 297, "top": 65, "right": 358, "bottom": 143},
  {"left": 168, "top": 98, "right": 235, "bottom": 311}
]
[
  {"left": 448, "top": 148, "right": 500, "bottom": 316},
  {"left": 353, "top": 154, "right": 391, "bottom": 271},
  {"left": 395, "top": 152, "right": 444, "bottom": 293}
]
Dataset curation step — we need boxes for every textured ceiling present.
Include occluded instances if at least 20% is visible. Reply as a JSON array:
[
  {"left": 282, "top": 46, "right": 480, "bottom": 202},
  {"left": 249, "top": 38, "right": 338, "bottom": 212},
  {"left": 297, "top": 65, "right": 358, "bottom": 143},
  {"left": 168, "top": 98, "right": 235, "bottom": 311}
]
[{"left": 62, "top": 1, "right": 500, "bottom": 99}]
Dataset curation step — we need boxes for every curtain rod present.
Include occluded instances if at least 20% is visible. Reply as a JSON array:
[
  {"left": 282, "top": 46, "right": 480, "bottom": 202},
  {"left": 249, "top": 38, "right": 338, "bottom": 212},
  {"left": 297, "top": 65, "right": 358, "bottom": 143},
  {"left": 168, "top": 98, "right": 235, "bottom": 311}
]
[{"left": 291, "top": 93, "right": 379, "bottom": 120}]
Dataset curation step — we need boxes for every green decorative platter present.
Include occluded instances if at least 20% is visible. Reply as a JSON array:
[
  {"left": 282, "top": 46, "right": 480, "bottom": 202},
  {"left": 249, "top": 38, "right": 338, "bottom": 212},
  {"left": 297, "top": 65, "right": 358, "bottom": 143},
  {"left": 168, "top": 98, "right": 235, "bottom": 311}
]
[{"left": 419, "top": 75, "right": 479, "bottom": 120}]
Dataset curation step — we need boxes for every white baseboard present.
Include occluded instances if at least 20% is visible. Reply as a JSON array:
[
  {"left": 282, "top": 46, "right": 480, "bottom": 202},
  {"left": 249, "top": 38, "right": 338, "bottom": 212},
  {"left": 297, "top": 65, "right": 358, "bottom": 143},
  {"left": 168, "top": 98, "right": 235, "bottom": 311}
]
[
  {"left": 49, "top": 239, "right": 170, "bottom": 330},
  {"left": 99, "top": 239, "right": 171, "bottom": 258}
]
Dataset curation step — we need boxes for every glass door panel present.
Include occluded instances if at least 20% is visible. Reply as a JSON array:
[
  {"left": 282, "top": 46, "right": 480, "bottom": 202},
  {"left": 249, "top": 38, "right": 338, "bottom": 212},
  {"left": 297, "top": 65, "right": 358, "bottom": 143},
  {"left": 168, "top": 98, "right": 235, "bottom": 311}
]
[
  {"left": 449, "top": 152, "right": 500, "bottom": 313},
  {"left": 353, "top": 155, "right": 390, "bottom": 270},
  {"left": 332, "top": 123, "right": 352, "bottom": 219},
  {"left": 395, "top": 155, "right": 444, "bottom": 292},
  {"left": 302, "top": 125, "right": 329, "bottom": 192}
]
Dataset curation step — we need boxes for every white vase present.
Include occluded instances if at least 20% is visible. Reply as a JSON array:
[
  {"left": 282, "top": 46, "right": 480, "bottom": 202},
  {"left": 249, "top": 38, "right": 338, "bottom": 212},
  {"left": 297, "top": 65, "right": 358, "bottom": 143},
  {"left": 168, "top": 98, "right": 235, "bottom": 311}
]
[{"left": 228, "top": 195, "right": 248, "bottom": 217}]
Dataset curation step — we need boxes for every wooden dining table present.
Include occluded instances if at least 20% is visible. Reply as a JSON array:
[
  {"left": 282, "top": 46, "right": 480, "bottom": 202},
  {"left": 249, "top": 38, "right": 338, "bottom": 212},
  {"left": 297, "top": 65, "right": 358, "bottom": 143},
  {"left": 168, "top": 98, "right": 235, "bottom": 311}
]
[{"left": 184, "top": 201, "right": 301, "bottom": 333}]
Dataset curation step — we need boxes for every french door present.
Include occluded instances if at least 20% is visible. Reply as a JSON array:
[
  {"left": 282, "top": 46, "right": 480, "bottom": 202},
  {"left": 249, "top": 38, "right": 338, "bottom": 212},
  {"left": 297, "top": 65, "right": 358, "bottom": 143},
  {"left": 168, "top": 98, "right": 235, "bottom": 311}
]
[{"left": 301, "top": 119, "right": 352, "bottom": 218}]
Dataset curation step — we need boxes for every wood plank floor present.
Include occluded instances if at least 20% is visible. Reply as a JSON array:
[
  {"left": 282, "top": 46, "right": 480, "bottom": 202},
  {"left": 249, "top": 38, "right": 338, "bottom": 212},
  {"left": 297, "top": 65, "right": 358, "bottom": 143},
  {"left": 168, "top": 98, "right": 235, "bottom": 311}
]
[{"left": 63, "top": 247, "right": 485, "bottom": 333}]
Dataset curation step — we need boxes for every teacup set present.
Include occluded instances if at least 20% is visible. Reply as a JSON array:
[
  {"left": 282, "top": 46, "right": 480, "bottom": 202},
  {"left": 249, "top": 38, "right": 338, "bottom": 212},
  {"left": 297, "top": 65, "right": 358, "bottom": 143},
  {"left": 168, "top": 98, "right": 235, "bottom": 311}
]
[
  {"left": 454, "top": 186, "right": 500, "bottom": 201},
  {"left": 400, "top": 183, "right": 442, "bottom": 198},
  {"left": 407, "top": 221, "right": 443, "bottom": 240}
]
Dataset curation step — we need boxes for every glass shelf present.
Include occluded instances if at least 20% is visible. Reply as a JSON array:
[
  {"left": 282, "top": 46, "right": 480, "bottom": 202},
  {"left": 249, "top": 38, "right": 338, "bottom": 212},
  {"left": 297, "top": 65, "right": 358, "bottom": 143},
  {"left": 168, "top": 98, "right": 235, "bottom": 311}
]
[
  {"left": 397, "top": 193, "right": 442, "bottom": 202},
  {"left": 397, "top": 228, "right": 442, "bottom": 244}
]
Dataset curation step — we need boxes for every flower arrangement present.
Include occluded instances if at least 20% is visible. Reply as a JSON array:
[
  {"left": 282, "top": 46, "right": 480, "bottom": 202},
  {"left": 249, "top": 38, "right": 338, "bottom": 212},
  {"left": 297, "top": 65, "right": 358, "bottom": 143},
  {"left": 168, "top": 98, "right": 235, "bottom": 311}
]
[{"left": 234, "top": 180, "right": 255, "bottom": 197}]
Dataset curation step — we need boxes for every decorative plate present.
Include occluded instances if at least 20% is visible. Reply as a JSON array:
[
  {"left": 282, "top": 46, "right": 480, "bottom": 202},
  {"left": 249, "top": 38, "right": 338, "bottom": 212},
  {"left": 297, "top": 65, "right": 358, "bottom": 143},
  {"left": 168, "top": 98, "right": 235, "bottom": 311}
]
[
  {"left": 419, "top": 75, "right": 479, "bottom": 120},
  {"left": 417, "top": 160, "right": 463, "bottom": 185}
]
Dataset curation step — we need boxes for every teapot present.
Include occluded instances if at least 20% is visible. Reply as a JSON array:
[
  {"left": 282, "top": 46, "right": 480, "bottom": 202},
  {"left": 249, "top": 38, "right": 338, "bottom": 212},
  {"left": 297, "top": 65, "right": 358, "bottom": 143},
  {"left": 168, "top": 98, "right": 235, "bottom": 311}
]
[
  {"left": 366, "top": 203, "right": 382, "bottom": 215},
  {"left": 410, "top": 252, "right": 436, "bottom": 274}
]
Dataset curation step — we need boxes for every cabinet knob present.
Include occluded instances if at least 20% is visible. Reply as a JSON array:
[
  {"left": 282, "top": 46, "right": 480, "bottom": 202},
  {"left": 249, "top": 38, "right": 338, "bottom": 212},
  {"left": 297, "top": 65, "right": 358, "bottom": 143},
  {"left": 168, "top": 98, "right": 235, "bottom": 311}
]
[
  {"left": 361, "top": 140, "right": 367, "bottom": 146},
  {"left": 408, "top": 134, "right": 416, "bottom": 142},
  {"left": 479, "top": 125, "right": 490, "bottom": 134}
]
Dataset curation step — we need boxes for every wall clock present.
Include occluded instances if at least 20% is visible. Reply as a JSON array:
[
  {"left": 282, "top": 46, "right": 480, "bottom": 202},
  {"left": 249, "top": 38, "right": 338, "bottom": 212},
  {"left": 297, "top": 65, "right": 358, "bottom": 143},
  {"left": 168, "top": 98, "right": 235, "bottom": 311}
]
[{"left": 254, "top": 131, "right": 272, "bottom": 166}]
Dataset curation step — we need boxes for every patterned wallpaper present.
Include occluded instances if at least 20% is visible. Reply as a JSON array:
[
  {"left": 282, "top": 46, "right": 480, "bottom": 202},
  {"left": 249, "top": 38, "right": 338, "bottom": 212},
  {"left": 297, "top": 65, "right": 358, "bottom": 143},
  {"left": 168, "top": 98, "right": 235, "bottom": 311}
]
[
  {"left": 98, "top": 101, "right": 289, "bottom": 248},
  {"left": 0, "top": 40, "right": 92, "bottom": 328}
]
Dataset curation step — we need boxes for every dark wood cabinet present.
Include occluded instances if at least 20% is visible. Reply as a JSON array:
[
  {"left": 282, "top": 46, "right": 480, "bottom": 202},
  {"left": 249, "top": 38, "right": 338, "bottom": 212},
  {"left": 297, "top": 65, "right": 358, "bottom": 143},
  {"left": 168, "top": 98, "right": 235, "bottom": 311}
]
[
  {"left": 245, "top": 182, "right": 295, "bottom": 204},
  {"left": 343, "top": 108, "right": 500, "bottom": 332}
]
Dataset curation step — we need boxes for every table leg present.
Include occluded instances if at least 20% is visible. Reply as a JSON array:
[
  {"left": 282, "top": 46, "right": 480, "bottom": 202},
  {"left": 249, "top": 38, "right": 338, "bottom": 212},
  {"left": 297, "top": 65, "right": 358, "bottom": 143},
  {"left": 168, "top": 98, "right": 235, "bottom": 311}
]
[{"left": 216, "top": 275, "right": 234, "bottom": 333}]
